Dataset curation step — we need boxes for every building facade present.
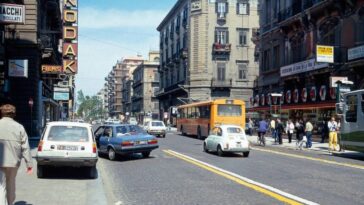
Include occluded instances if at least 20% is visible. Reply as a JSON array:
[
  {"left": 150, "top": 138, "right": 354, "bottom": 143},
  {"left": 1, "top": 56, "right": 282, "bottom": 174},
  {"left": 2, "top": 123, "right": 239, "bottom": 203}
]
[
  {"left": 0, "top": 0, "right": 65, "bottom": 137},
  {"left": 253, "top": 0, "right": 364, "bottom": 125},
  {"left": 132, "top": 51, "right": 160, "bottom": 123},
  {"left": 157, "top": 0, "right": 260, "bottom": 119}
]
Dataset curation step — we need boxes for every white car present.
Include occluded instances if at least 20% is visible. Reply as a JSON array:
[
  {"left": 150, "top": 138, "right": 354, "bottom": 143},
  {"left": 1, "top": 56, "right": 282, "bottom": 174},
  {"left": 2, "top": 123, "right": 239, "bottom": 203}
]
[
  {"left": 203, "top": 125, "right": 250, "bottom": 157},
  {"left": 35, "top": 121, "right": 98, "bottom": 178},
  {"left": 128, "top": 117, "right": 138, "bottom": 125},
  {"left": 145, "top": 120, "right": 167, "bottom": 138}
]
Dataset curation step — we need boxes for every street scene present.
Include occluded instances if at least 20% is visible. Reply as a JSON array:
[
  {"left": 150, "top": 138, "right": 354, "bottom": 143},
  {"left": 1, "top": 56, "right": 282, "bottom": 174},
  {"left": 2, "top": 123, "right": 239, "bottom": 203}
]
[{"left": 1, "top": 0, "right": 364, "bottom": 205}]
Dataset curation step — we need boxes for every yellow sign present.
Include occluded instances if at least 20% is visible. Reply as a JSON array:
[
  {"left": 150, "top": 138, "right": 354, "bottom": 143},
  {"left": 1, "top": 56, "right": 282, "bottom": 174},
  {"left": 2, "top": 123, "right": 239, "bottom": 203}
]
[{"left": 316, "top": 45, "right": 334, "bottom": 63}]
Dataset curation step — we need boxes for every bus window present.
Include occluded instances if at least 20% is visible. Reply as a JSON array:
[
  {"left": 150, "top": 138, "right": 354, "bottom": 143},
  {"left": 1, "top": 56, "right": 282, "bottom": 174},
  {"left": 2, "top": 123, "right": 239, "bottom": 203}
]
[
  {"left": 218, "top": 105, "right": 242, "bottom": 116},
  {"left": 195, "top": 106, "right": 201, "bottom": 118},
  {"left": 187, "top": 107, "right": 192, "bottom": 118},
  {"left": 346, "top": 95, "right": 357, "bottom": 123},
  {"left": 199, "top": 106, "right": 210, "bottom": 118}
]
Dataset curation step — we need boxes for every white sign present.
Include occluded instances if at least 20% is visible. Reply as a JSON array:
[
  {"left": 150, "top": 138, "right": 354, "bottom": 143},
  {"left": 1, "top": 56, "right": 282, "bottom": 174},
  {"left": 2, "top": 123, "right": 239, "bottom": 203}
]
[
  {"left": 348, "top": 45, "right": 364, "bottom": 61},
  {"left": 191, "top": 1, "right": 202, "bottom": 11},
  {"left": 330, "top": 76, "right": 348, "bottom": 88},
  {"left": 280, "top": 59, "right": 328, "bottom": 77},
  {"left": 53, "top": 92, "right": 69, "bottom": 101},
  {"left": 54, "top": 87, "right": 70, "bottom": 92},
  {"left": 0, "top": 3, "right": 25, "bottom": 24},
  {"left": 316, "top": 45, "right": 334, "bottom": 63},
  {"left": 8, "top": 59, "right": 28, "bottom": 78}
]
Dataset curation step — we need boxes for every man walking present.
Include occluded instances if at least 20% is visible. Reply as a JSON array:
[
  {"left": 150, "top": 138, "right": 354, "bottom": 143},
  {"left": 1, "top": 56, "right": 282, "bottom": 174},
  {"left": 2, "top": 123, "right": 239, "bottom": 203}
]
[
  {"left": 328, "top": 117, "right": 338, "bottom": 152},
  {"left": 270, "top": 118, "right": 277, "bottom": 143},
  {"left": 305, "top": 119, "right": 314, "bottom": 148},
  {"left": 276, "top": 119, "right": 285, "bottom": 145},
  {"left": 0, "top": 104, "right": 33, "bottom": 205}
]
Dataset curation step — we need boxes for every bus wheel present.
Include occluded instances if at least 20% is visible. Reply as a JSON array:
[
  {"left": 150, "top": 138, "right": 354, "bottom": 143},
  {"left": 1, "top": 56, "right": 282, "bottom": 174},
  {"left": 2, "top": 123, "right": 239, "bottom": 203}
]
[{"left": 197, "top": 127, "right": 202, "bottom": 140}]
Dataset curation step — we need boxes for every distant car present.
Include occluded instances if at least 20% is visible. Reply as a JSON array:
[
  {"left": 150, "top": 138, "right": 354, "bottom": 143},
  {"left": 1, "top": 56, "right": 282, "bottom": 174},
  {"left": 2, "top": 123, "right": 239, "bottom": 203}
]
[
  {"left": 203, "top": 125, "right": 250, "bottom": 157},
  {"left": 35, "top": 121, "right": 98, "bottom": 178},
  {"left": 145, "top": 120, "right": 167, "bottom": 138},
  {"left": 94, "top": 124, "right": 159, "bottom": 160},
  {"left": 128, "top": 117, "right": 138, "bottom": 125}
]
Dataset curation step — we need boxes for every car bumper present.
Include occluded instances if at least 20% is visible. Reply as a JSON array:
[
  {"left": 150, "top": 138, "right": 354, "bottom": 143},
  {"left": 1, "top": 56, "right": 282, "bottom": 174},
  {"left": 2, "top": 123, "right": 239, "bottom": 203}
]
[
  {"left": 36, "top": 156, "right": 98, "bottom": 167},
  {"left": 223, "top": 147, "right": 250, "bottom": 152},
  {"left": 148, "top": 131, "right": 166, "bottom": 136},
  {"left": 117, "top": 145, "right": 159, "bottom": 155}
]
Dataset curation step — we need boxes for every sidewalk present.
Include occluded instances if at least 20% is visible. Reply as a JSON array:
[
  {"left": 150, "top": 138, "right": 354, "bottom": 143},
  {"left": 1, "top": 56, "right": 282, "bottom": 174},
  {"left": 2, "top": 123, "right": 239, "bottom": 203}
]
[{"left": 247, "top": 135, "right": 333, "bottom": 153}]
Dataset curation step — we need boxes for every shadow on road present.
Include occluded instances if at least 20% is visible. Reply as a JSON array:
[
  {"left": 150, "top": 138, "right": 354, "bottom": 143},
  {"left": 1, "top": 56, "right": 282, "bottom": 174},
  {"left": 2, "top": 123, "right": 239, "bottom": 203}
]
[
  {"left": 40, "top": 166, "right": 98, "bottom": 180},
  {"left": 330, "top": 152, "right": 364, "bottom": 161},
  {"left": 14, "top": 201, "right": 32, "bottom": 205}
]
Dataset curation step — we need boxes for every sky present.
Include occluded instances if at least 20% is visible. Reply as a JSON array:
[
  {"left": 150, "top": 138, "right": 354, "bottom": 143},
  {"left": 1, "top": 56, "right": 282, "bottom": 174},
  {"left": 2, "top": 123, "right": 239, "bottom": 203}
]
[{"left": 77, "top": 0, "right": 176, "bottom": 96}]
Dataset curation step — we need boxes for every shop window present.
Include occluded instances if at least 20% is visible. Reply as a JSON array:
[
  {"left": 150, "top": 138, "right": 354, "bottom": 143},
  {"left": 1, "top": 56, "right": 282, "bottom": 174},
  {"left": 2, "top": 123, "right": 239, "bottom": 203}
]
[
  {"left": 217, "top": 62, "right": 226, "bottom": 81},
  {"left": 345, "top": 95, "right": 357, "bottom": 123}
]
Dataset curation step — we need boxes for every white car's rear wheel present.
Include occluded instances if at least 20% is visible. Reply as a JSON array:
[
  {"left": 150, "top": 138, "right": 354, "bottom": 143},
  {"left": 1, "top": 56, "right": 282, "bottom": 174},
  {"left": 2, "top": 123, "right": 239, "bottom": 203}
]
[
  {"left": 217, "top": 145, "right": 224, "bottom": 157},
  {"left": 88, "top": 166, "right": 97, "bottom": 179},
  {"left": 203, "top": 143, "right": 209, "bottom": 153},
  {"left": 37, "top": 165, "right": 44, "bottom": 178},
  {"left": 243, "top": 151, "right": 250, "bottom": 157}
]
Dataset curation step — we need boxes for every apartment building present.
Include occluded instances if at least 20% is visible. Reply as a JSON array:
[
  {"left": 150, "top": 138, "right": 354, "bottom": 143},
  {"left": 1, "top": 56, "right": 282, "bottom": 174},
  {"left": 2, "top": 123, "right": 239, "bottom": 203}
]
[
  {"left": 254, "top": 0, "right": 364, "bottom": 123},
  {"left": 157, "top": 0, "right": 260, "bottom": 117},
  {"left": 132, "top": 51, "right": 160, "bottom": 123}
]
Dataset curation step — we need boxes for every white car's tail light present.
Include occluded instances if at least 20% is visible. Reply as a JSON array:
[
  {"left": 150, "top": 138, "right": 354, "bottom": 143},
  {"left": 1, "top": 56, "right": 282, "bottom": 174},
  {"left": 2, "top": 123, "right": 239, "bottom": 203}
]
[
  {"left": 92, "top": 142, "right": 97, "bottom": 153},
  {"left": 37, "top": 140, "right": 43, "bottom": 152}
]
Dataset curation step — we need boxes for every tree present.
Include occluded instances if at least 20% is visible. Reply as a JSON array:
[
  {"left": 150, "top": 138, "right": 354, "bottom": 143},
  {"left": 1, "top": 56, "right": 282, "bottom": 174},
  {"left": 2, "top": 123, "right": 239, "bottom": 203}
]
[{"left": 76, "top": 90, "right": 106, "bottom": 121}]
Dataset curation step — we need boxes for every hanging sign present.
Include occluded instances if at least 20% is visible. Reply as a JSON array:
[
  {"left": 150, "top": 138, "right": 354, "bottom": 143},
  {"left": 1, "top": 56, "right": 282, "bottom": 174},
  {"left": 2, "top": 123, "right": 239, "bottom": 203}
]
[
  {"left": 319, "top": 85, "right": 326, "bottom": 101},
  {"left": 316, "top": 45, "right": 334, "bottom": 63},
  {"left": 8, "top": 59, "right": 28, "bottom": 78},
  {"left": 0, "top": 3, "right": 25, "bottom": 24},
  {"left": 310, "top": 86, "right": 317, "bottom": 102},
  {"left": 301, "top": 88, "right": 307, "bottom": 103}
]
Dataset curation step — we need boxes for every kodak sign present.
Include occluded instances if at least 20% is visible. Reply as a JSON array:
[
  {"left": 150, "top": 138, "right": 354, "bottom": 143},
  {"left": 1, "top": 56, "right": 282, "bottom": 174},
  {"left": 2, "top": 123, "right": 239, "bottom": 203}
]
[{"left": 63, "top": 0, "right": 78, "bottom": 74}]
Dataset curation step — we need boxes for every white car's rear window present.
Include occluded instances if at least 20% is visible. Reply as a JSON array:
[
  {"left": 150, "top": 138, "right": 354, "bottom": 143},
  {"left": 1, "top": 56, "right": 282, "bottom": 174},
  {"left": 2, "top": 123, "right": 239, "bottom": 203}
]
[
  {"left": 227, "top": 127, "right": 243, "bottom": 134},
  {"left": 152, "top": 121, "right": 164, "bottom": 127},
  {"left": 47, "top": 126, "right": 89, "bottom": 142}
]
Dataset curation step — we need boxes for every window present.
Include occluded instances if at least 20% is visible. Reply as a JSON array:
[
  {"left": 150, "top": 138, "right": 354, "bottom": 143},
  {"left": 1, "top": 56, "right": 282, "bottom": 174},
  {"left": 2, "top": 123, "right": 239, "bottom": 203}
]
[
  {"left": 346, "top": 95, "right": 357, "bottom": 123},
  {"left": 47, "top": 126, "right": 89, "bottom": 142},
  {"left": 237, "top": 63, "right": 247, "bottom": 80},
  {"left": 215, "top": 29, "right": 229, "bottom": 44},
  {"left": 217, "top": 62, "right": 226, "bottom": 81},
  {"left": 237, "top": 28, "right": 248, "bottom": 46},
  {"left": 237, "top": 3, "right": 249, "bottom": 15},
  {"left": 217, "top": 2, "right": 227, "bottom": 13},
  {"left": 217, "top": 105, "right": 242, "bottom": 116},
  {"left": 273, "top": 45, "right": 280, "bottom": 69},
  {"left": 262, "top": 49, "right": 270, "bottom": 72},
  {"left": 154, "top": 72, "right": 159, "bottom": 81}
]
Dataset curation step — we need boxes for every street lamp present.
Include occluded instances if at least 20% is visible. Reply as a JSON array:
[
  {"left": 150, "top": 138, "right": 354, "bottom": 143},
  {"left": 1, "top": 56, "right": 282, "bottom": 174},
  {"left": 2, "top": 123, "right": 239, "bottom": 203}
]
[{"left": 270, "top": 93, "right": 282, "bottom": 118}]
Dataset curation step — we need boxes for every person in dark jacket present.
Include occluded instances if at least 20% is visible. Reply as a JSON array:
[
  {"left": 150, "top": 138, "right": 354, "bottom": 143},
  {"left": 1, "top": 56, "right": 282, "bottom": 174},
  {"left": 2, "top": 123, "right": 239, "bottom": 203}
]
[{"left": 276, "top": 119, "right": 285, "bottom": 144}]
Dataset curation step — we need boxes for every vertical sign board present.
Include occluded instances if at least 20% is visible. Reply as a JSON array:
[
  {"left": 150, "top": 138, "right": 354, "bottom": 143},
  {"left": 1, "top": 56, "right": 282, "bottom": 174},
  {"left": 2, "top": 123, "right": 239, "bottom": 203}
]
[
  {"left": 316, "top": 45, "right": 334, "bottom": 63},
  {"left": 63, "top": 0, "right": 78, "bottom": 74}
]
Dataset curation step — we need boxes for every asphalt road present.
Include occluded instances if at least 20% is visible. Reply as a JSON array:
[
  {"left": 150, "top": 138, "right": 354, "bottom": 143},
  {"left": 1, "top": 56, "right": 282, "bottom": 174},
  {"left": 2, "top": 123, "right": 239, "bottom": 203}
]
[{"left": 97, "top": 131, "right": 364, "bottom": 205}]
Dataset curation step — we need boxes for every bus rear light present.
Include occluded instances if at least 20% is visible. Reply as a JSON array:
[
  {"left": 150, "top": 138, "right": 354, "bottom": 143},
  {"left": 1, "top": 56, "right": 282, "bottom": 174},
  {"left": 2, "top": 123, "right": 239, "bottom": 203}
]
[{"left": 37, "top": 140, "right": 44, "bottom": 152}]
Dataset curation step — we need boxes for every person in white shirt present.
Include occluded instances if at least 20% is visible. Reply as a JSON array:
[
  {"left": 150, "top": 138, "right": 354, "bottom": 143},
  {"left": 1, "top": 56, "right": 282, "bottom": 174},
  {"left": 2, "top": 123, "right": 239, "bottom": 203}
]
[
  {"left": 327, "top": 117, "right": 339, "bottom": 152},
  {"left": 286, "top": 120, "right": 295, "bottom": 143}
]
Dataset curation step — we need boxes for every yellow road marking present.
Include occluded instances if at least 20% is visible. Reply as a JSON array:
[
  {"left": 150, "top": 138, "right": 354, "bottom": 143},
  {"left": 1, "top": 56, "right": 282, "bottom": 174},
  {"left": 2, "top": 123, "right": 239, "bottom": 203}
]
[
  {"left": 163, "top": 149, "right": 317, "bottom": 205},
  {"left": 252, "top": 147, "right": 364, "bottom": 170}
]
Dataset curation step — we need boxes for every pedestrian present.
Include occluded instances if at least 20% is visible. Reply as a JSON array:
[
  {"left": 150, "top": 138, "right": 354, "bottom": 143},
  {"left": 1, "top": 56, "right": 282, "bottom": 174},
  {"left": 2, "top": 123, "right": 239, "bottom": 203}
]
[
  {"left": 248, "top": 118, "right": 254, "bottom": 136},
  {"left": 0, "top": 104, "right": 33, "bottom": 205},
  {"left": 305, "top": 119, "right": 314, "bottom": 148},
  {"left": 295, "top": 119, "right": 304, "bottom": 150},
  {"left": 276, "top": 119, "right": 285, "bottom": 144},
  {"left": 269, "top": 118, "right": 277, "bottom": 143},
  {"left": 328, "top": 116, "right": 339, "bottom": 152},
  {"left": 257, "top": 118, "right": 269, "bottom": 144},
  {"left": 320, "top": 120, "right": 328, "bottom": 143},
  {"left": 287, "top": 120, "right": 295, "bottom": 143}
]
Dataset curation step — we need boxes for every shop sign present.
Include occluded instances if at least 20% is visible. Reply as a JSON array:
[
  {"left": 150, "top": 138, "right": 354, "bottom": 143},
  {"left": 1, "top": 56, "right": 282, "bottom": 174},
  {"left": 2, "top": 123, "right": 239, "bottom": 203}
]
[
  {"left": 319, "top": 85, "right": 326, "bottom": 101},
  {"left": 280, "top": 59, "right": 328, "bottom": 77},
  {"left": 41, "top": 65, "right": 62, "bottom": 74},
  {"left": 301, "top": 88, "right": 307, "bottom": 103},
  {"left": 53, "top": 92, "right": 69, "bottom": 101},
  {"left": 63, "top": 0, "right": 78, "bottom": 74},
  {"left": 310, "top": 87, "right": 317, "bottom": 102},
  {"left": 0, "top": 3, "right": 25, "bottom": 24},
  {"left": 54, "top": 87, "right": 69, "bottom": 93},
  {"left": 293, "top": 89, "right": 299, "bottom": 103},
  {"left": 316, "top": 45, "right": 334, "bottom": 63},
  {"left": 286, "top": 90, "right": 291, "bottom": 104},
  {"left": 8, "top": 59, "right": 28, "bottom": 78},
  {"left": 348, "top": 44, "right": 364, "bottom": 61}
]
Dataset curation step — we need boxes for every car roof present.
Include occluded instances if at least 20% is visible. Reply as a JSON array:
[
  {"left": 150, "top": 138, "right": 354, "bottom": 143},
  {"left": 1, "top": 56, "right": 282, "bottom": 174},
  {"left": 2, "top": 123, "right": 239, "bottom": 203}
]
[
  {"left": 46, "top": 121, "right": 92, "bottom": 128},
  {"left": 150, "top": 120, "right": 163, "bottom": 123},
  {"left": 217, "top": 125, "right": 242, "bottom": 129}
]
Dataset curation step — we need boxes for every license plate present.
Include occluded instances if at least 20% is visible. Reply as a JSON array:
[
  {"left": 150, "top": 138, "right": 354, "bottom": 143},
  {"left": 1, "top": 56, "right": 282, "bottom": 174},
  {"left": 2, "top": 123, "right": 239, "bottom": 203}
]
[
  {"left": 57, "top": 145, "right": 78, "bottom": 151},
  {"left": 136, "top": 141, "right": 147, "bottom": 145}
]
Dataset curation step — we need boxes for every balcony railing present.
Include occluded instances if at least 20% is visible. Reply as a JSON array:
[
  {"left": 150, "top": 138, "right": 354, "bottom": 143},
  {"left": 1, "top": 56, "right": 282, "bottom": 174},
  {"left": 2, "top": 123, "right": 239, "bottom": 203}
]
[
  {"left": 211, "top": 78, "right": 232, "bottom": 88},
  {"left": 217, "top": 12, "right": 226, "bottom": 21},
  {"left": 213, "top": 43, "right": 231, "bottom": 53}
]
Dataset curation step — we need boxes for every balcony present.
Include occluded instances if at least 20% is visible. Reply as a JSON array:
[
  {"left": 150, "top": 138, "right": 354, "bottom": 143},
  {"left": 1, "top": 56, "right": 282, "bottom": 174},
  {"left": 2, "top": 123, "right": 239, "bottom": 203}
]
[
  {"left": 217, "top": 12, "right": 226, "bottom": 21},
  {"left": 213, "top": 43, "right": 231, "bottom": 54},
  {"left": 211, "top": 78, "right": 232, "bottom": 88}
]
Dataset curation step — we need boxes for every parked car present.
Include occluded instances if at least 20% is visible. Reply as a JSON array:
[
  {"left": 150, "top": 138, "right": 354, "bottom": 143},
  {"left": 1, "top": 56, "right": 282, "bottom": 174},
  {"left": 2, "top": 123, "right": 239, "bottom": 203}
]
[
  {"left": 128, "top": 117, "right": 138, "bottom": 125},
  {"left": 145, "top": 120, "right": 167, "bottom": 138},
  {"left": 94, "top": 124, "right": 159, "bottom": 160},
  {"left": 203, "top": 125, "right": 250, "bottom": 157},
  {"left": 35, "top": 121, "right": 98, "bottom": 178}
]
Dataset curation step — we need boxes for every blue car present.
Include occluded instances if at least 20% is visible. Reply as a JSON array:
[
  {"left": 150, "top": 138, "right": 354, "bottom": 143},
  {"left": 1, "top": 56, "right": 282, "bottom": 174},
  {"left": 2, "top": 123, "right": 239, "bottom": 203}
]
[{"left": 94, "top": 124, "right": 159, "bottom": 160}]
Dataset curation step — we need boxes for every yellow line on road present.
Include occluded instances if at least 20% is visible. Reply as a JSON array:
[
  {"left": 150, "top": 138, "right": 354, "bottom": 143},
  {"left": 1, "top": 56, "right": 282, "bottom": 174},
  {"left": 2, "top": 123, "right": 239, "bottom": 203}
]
[
  {"left": 252, "top": 147, "right": 364, "bottom": 170},
  {"left": 163, "top": 149, "right": 307, "bottom": 205}
]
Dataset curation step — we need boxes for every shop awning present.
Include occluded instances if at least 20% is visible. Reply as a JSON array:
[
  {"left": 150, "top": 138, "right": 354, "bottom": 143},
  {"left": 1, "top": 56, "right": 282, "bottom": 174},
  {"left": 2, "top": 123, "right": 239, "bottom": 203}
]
[
  {"left": 42, "top": 97, "right": 59, "bottom": 107},
  {"left": 248, "top": 102, "right": 336, "bottom": 112}
]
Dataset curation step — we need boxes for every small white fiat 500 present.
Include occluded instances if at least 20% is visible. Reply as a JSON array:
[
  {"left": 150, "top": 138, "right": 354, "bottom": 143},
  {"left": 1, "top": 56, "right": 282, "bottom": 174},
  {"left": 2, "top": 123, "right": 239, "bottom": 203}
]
[{"left": 203, "top": 125, "right": 250, "bottom": 157}]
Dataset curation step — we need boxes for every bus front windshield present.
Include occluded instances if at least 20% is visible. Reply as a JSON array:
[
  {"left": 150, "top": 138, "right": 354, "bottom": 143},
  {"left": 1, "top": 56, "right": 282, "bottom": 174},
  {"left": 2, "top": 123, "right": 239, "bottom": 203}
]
[{"left": 218, "top": 105, "right": 242, "bottom": 116}]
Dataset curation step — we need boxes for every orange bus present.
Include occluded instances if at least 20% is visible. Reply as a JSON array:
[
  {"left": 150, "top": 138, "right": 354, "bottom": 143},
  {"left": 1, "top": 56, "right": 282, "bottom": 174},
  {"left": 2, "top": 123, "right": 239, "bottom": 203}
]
[{"left": 177, "top": 99, "right": 246, "bottom": 139}]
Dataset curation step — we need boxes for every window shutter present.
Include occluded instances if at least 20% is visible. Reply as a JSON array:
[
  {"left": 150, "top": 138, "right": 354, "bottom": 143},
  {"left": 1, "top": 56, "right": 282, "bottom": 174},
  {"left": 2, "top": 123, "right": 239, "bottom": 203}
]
[
  {"left": 236, "top": 3, "right": 239, "bottom": 14},
  {"left": 247, "top": 3, "right": 250, "bottom": 15},
  {"left": 215, "top": 2, "right": 218, "bottom": 13},
  {"left": 226, "top": 2, "right": 229, "bottom": 13}
]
